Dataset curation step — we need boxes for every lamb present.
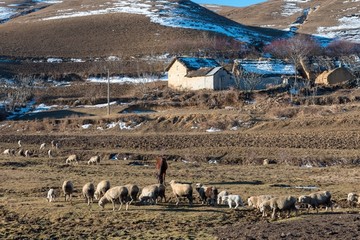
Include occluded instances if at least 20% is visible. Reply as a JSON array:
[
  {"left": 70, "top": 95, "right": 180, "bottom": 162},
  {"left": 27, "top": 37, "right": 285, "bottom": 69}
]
[
  {"left": 98, "top": 186, "right": 129, "bottom": 211},
  {"left": 248, "top": 195, "right": 274, "bottom": 210},
  {"left": 82, "top": 182, "right": 95, "bottom": 206},
  {"left": 66, "top": 154, "right": 79, "bottom": 165},
  {"left": 40, "top": 143, "right": 46, "bottom": 150},
  {"left": 217, "top": 190, "right": 229, "bottom": 205},
  {"left": 125, "top": 184, "right": 140, "bottom": 204},
  {"left": 62, "top": 180, "right": 74, "bottom": 202},
  {"left": 260, "top": 196, "right": 298, "bottom": 219},
  {"left": 169, "top": 180, "right": 193, "bottom": 206},
  {"left": 221, "top": 194, "right": 244, "bottom": 209},
  {"left": 347, "top": 192, "right": 359, "bottom": 207},
  {"left": 298, "top": 191, "right": 333, "bottom": 213},
  {"left": 47, "top": 188, "right": 56, "bottom": 202},
  {"left": 195, "top": 183, "right": 208, "bottom": 204},
  {"left": 139, "top": 184, "right": 159, "bottom": 205},
  {"left": 94, "top": 180, "right": 111, "bottom": 200},
  {"left": 87, "top": 155, "right": 101, "bottom": 165}
]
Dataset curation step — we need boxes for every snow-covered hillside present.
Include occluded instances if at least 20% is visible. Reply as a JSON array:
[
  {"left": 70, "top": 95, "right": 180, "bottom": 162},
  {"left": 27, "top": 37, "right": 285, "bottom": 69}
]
[{"left": 34, "top": 0, "right": 268, "bottom": 43}]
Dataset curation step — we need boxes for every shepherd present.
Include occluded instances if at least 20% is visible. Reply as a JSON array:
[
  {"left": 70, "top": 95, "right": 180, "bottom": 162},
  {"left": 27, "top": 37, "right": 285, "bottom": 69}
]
[{"left": 156, "top": 156, "right": 168, "bottom": 185}]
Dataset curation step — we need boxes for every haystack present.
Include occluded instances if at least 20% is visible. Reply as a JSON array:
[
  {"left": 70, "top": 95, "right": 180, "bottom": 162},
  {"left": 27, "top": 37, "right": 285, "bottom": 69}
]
[{"left": 315, "top": 67, "right": 354, "bottom": 85}]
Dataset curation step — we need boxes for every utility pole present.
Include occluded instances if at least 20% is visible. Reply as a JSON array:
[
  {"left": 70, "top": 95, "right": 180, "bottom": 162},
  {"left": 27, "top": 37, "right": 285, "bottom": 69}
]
[{"left": 107, "top": 68, "right": 110, "bottom": 115}]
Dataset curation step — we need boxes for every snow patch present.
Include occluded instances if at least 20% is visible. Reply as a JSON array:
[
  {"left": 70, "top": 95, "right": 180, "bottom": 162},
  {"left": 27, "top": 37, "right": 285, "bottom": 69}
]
[
  {"left": 0, "top": 6, "right": 15, "bottom": 21},
  {"left": 40, "top": 0, "right": 266, "bottom": 43},
  {"left": 206, "top": 127, "right": 222, "bottom": 133},
  {"left": 317, "top": 15, "right": 360, "bottom": 43}
]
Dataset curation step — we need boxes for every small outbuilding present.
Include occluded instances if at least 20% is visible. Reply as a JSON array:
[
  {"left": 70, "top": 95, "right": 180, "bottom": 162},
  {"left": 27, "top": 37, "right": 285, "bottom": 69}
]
[
  {"left": 315, "top": 67, "right": 355, "bottom": 85},
  {"left": 166, "top": 57, "right": 234, "bottom": 90},
  {"left": 234, "top": 59, "right": 297, "bottom": 90}
]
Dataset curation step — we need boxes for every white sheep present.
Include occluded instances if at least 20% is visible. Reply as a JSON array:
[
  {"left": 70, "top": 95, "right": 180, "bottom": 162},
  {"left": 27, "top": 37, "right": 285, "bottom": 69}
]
[
  {"left": 94, "top": 180, "right": 111, "bottom": 200},
  {"left": 347, "top": 192, "right": 359, "bottom": 207},
  {"left": 139, "top": 184, "right": 159, "bottom": 204},
  {"left": 260, "top": 196, "right": 298, "bottom": 219},
  {"left": 98, "top": 186, "right": 129, "bottom": 211},
  {"left": 247, "top": 195, "right": 273, "bottom": 210},
  {"left": 17, "top": 149, "right": 25, "bottom": 157},
  {"left": 3, "top": 149, "right": 15, "bottom": 156},
  {"left": 18, "top": 140, "right": 22, "bottom": 148},
  {"left": 82, "top": 182, "right": 95, "bottom": 206},
  {"left": 62, "top": 180, "right": 74, "bottom": 202},
  {"left": 87, "top": 155, "right": 101, "bottom": 165},
  {"left": 24, "top": 150, "right": 31, "bottom": 158},
  {"left": 47, "top": 188, "right": 56, "bottom": 202},
  {"left": 125, "top": 184, "right": 140, "bottom": 204},
  {"left": 48, "top": 149, "right": 53, "bottom": 158},
  {"left": 66, "top": 154, "right": 79, "bottom": 165},
  {"left": 298, "top": 191, "right": 333, "bottom": 213},
  {"left": 40, "top": 143, "right": 46, "bottom": 150},
  {"left": 169, "top": 180, "right": 193, "bottom": 206},
  {"left": 217, "top": 190, "right": 229, "bottom": 205},
  {"left": 222, "top": 194, "right": 244, "bottom": 209}
]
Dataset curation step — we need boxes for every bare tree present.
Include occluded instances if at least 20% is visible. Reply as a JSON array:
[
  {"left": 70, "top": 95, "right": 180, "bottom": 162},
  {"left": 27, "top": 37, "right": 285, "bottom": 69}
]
[
  {"left": 264, "top": 35, "right": 320, "bottom": 85},
  {"left": 4, "top": 75, "right": 35, "bottom": 112}
]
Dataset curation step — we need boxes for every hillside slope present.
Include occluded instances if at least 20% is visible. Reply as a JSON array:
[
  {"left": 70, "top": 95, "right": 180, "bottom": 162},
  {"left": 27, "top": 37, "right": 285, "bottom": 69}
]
[
  {"left": 213, "top": 0, "right": 360, "bottom": 43},
  {"left": 0, "top": 0, "right": 278, "bottom": 59}
]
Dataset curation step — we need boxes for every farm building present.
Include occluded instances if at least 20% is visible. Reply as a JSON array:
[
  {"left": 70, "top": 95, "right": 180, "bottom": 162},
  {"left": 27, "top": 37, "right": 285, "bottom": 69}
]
[
  {"left": 315, "top": 67, "right": 355, "bottom": 85},
  {"left": 233, "top": 59, "right": 297, "bottom": 90},
  {"left": 166, "top": 57, "right": 234, "bottom": 90}
]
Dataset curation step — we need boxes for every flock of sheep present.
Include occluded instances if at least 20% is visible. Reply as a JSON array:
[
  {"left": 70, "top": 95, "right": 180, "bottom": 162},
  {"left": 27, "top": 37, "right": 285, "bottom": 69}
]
[
  {"left": 3, "top": 140, "right": 59, "bottom": 159},
  {"left": 47, "top": 179, "right": 360, "bottom": 219},
  {"left": 2, "top": 139, "right": 101, "bottom": 165},
  {"left": 2, "top": 140, "right": 360, "bottom": 219}
]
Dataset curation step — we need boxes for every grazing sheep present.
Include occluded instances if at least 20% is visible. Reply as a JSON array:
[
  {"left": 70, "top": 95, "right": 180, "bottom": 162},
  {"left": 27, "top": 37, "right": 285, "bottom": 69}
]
[
  {"left": 139, "top": 184, "right": 159, "bottom": 205},
  {"left": 66, "top": 154, "right": 79, "bottom": 165},
  {"left": 94, "top": 180, "right": 111, "bottom": 200},
  {"left": 24, "top": 150, "right": 31, "bottom": 158},
  {"left": 48, "top": 149, "right": 53, "bottom": 158},
  {"left": 47, "top": 188, "right": 56, "bottom": 202},
  {"left": 17, "top": 149, "right": 25, "bottom": 157},
  {"left": 125, "top": 184, "right": 140, "bottom": 204},
  {"left": 62, "top": 180, "right": 74, "bottom": 202},
  {"left": 82, "top": 182, "right": 95, "bottom": 206},
  {"left": 98, "top": 186, "right": 129, "bottom": 211},
  {"left": 155, "top": 183, "right": 166, "bottom": 203},
  {"left": 87, "top": 155, "right": 101, "bottom": 165},
  {"left": 217, "top": 190, "right": 229, "bottom": 205},
  {"left": 260, "top": 196, "right": 298, "bottom": 219},
  {"left": 40, "top": 143, "right": 46, "bottom": 150},
  {"left": 195, "top": 183, "right": 218, "bottom": 205},
  {"left": 3, "top": 149, "right": 15, "bottom": 156},
  {"left": 222, "top": 194, "right": 244, "bottom": 209},
  {"left": 347, "top": 192, "right": 359, "bottom": 207},
  {"left": 195, "top": 183, "right": 208, "bottom": 204},
  {"left": 169, "top": 180, "right": 193, "bottom": 206},
  {"left": 51, "top": 140, "right": 56, "bottom": 149},
  {"left": 248, "top": 195, "right": 274, "bottom": 210},
  {"left": 18, "top": 140, "right": 22, "bottom": 148},
  {"left": 298, "top": 191, "right": 333, "bottom": 213}
]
